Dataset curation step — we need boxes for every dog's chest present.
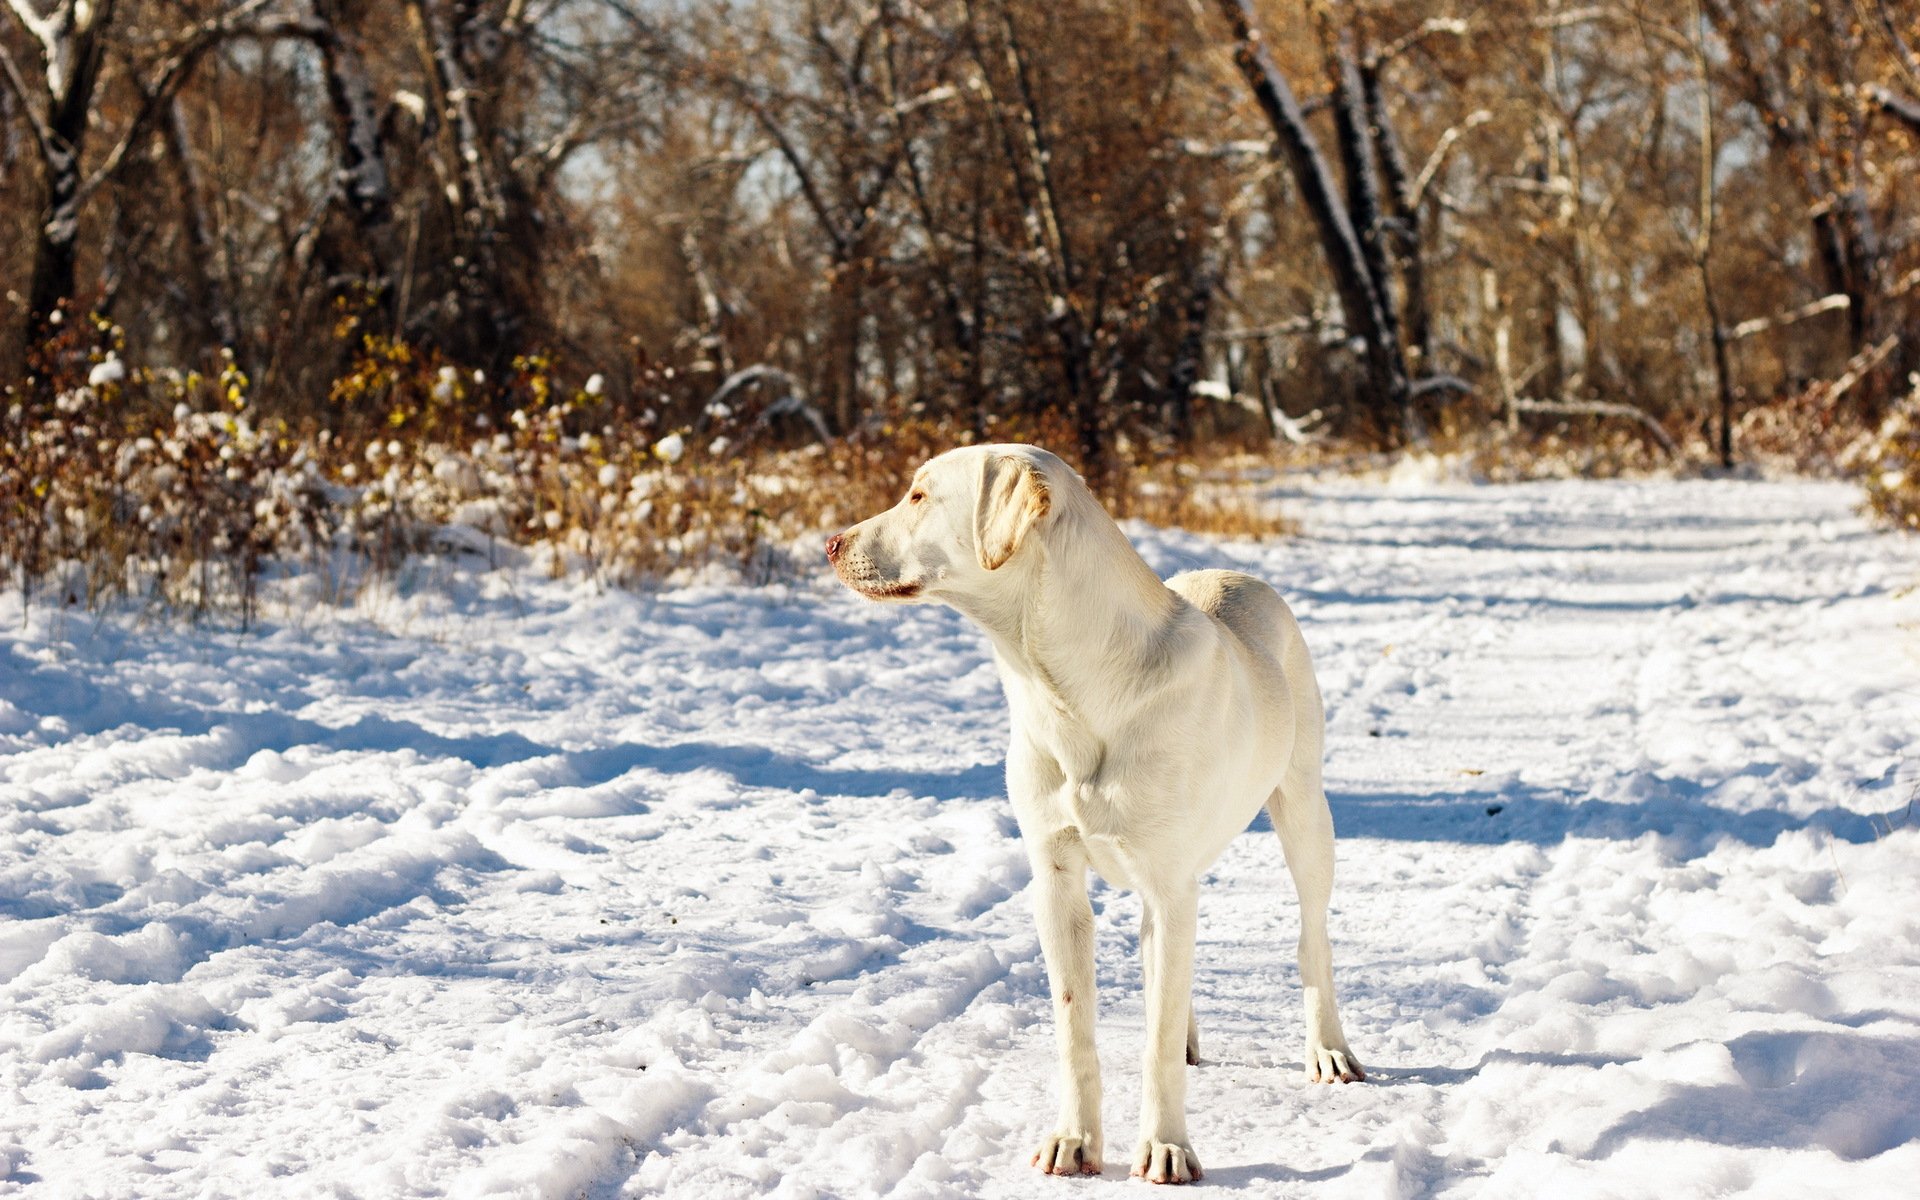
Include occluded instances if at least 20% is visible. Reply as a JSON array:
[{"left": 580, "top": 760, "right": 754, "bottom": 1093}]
[{"left": 1018, "top": 702, "right": 1157, "bottom": 841}]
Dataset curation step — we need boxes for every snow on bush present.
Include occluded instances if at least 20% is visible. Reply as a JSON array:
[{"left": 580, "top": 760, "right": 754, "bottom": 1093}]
[
  {"left": 4, "top": 327, "right": 1302, "bottom": 620},
  {"left": 0, "top": 331, "right": 819, "bottom": 618},
  {"left": 1851, "top": 375, "right": 1920, "bottom": 531}
]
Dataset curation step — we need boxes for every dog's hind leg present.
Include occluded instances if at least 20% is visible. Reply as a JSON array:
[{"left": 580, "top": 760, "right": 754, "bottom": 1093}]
[
  {"left": 1268, "top": 767, "right": 1365, "bottom": 1084},
  {"left": 1142, "top": 906, "right": 1203, "bottom": 1065}
]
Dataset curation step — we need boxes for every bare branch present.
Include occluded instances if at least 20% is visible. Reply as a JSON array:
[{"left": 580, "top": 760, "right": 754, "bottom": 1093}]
[
  {"left": 0, "top": 36, "right": 54, "bottom": 159},
  {"left": 1367, "top": 16, "right": 1469, "bottom": 69},
  {"left": 1533, "top": 6, "right": 1609, "bottom": 31},
  {"left": 1804, "top": 334, "right": 1900, "bottom": 411},
  {"left": 739, "top": 93, "right": 849, "bottom": 256},
  {"left": 1865, "top": 0, "right": 1920, "bottom": 87},
  {"left": 73, "top": 0, "right": 278, "bottom": 204},
  {"left": 1727, "top": 293, "right": 1851, "bottom": 341},
  {"left": 1208, "top": 316, "right": 1324, "bottom": 341},
  {"left": 1409, "top": 373, "right": 1474, "bottom": 399},
  {"left": 1409, "top": 110, "right": 1490, "bottom": 209},
  {"left": 1867, "top": 83, "right": 1920, "bottom": 134}
]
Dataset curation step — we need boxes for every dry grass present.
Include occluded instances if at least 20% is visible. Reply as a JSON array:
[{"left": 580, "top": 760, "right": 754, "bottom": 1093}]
[
  {"left": 10, "top": 321, "right": 1906, "bottom": 626},
  {"left": 1, "top": 330, "right": 1306, "bottom": 623}
]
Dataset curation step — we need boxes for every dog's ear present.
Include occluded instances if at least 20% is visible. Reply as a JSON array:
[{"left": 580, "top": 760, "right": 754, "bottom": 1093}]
[{"left": 974, "top": 452, "right": 1051, "bottom": 571}]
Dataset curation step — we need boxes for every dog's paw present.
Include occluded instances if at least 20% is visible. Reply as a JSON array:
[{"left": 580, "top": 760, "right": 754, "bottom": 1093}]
[
  {"left": 1307, "top": 1042, "right": 1365, "bottom": 1083},
  {"left": 1130, "top": 1139, "right": 1201, "bottom": 1185},
  {"left": 1031, "top": 1131, "right": 1102, "bottom": 1176}
]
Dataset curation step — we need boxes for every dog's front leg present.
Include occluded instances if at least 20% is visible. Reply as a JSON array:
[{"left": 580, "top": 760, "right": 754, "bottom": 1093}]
[
  {"left": 1028, "top": 830, "right": 1103, "bottom": 1176},
  {"left": 1134, "top": 882, "right": 1202, "bottom": 1184}
]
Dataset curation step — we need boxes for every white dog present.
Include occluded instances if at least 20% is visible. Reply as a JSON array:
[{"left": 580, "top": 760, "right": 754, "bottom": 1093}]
[{"left": 826, "top": 444, "right": 1363, "bottom": 1185}]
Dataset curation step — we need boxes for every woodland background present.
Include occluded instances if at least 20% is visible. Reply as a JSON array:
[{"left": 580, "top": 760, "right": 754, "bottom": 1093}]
[{"left": 3, "top": 0, "right": 1919, "bottom": 610}]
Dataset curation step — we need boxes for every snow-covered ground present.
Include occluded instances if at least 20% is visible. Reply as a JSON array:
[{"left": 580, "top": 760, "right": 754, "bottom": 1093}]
[{"left": 2, "top": 476, "right": 1918, "bottom": 1199}]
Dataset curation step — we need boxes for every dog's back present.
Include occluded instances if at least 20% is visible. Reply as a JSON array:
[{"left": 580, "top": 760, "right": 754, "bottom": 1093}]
[
  {"left": 1168, "top": 568, "right": 1323, "bottom": 765},
  {"left": 1167, "top": 568, "right": 1297, "bottom": 666}
]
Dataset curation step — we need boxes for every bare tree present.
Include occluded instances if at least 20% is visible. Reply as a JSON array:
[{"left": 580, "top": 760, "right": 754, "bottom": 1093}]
[{"left": 1, "top": 0, "right": 273, "bottom": 369}]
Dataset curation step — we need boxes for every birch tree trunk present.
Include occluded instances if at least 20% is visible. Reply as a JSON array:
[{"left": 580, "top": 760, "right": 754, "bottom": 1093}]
[
  {"left": 405, "top": 0, "right": 530, "bottom": 359},
  {"left": 307, "top": 0, "right": 400, "bottom": 296},
  {"left": 8, "top": 0, "right": 120, "bottom": 346}
]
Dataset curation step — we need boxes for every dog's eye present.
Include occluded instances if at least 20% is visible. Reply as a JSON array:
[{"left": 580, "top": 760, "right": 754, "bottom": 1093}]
[{"left": 909, "top": 491, "right": 926, "bottom": 505}]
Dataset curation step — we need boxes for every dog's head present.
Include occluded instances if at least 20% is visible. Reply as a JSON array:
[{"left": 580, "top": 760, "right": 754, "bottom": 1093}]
[{"left": 827, "top": 444, "right": 1056, "bottom": 603}]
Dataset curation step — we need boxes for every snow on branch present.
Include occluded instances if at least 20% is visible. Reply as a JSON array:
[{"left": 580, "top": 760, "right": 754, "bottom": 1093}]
[
  {"left": 1410, "top": 111, "right": 1491, "bottom": 209},
  {"left": 1367, "top": 17, "right": 1470, "bottom": 69},
  {"left": 1173, "top": 138, "right": 1275, "bottom": 160},
  {"left": 2, "top": 0, "right": 61, "bottom": 63},
  {"left": 1408, "top": 373, "right": 1474, "bottom": 400},
  {"left": 1868, "top": 84, "right": 1920, "bottom": 136},
  {"left": 1726, "top": 293, "right": 1850, "bottom": 342},
  {"left": 704, "top": 365, "right": 833, "bottom": 445}
]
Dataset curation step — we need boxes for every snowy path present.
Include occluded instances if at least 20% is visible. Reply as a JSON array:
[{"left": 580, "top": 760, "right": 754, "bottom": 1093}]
[{"left": 2, "top": 478, "right": 1918, "bottom": 1198}]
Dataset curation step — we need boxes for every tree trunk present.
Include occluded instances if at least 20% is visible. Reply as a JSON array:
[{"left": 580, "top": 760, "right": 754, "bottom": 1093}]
[
  {"left": 26, "top": 151, "right": 82, "bottom": 337},
  {"left": 23, "top": 0, "right": 119, "bottom": 344},
  {"left": 306, "top": 0, "right": 400, "bottom": 305},
  {"left": 1163, "top": 250, "right": 1219, "bottom": 444},
  {"left": 1362, "top": 60, "right": 1429, "bottom": 372},
  {"left": 405, "top": 0, "right": 527, "bottom": 362},
  {"left": 1323, "top": 20, "right": 1396, "bottom": 353},
  {"left": 830, "top": 256, "right": 862, "bottom": 434},
  {"left": 1213, "top": 0, "right": 1411, "bottom": 442}
]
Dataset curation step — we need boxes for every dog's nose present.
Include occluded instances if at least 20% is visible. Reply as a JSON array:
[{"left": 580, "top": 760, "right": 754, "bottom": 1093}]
[{"left": 825, "top": 532, "right": 846, "bottom": 564}]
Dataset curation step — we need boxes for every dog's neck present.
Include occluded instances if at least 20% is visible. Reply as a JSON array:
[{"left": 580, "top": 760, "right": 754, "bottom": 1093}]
[{"left": 951, "top": 490, "right": 1182, "bottom": 729}]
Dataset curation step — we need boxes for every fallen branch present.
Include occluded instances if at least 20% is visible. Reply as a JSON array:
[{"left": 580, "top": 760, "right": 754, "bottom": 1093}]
[
  {"left": 1257, "top": 380, "right": 1325, "bottom": 445},
  {"left": 703, "top": 365, "right": 832, "bottom": 444},
  {"left": 1512, "top": 397, "right": 1677, "bottom": 457},
  {"left": 1189, "top": 379, "right": 1326, "bottom": 445},
  {"left": 1868, "top": 84, "right": 1920, "bottom": 136}
]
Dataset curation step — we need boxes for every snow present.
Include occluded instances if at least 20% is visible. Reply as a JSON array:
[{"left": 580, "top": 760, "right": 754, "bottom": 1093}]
[
  {"left": 86, "top": 355, "right": 125, "bottom": 388},
  {"left": 2, "top": 477, "right": 1917, "bottom": 1197}
]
